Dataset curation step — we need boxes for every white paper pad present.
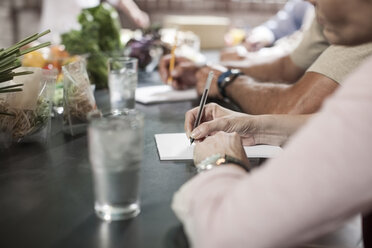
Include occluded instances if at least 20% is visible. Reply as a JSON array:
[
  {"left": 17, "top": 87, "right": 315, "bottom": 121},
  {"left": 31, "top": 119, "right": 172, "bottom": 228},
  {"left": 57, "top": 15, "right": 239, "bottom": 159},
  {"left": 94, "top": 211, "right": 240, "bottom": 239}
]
[
  {"left": 136, "top": 85, "right": 198, "bottom": 104},
  {"left": 155, "top": 133, "right": 283, "bottom": 161}
]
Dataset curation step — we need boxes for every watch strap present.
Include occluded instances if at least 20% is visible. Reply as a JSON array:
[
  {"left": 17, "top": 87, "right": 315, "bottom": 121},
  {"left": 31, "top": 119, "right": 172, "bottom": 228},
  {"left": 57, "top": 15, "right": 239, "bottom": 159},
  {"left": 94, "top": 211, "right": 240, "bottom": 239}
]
[
  {"left": 196, "top": 153, "right": 250, "bottom": 173},
  {"left": 223, "top": 154, "right": 249, "bottom": 171},
  {"left": 217, "top": 69, "right": 243, "bottom": 98}
]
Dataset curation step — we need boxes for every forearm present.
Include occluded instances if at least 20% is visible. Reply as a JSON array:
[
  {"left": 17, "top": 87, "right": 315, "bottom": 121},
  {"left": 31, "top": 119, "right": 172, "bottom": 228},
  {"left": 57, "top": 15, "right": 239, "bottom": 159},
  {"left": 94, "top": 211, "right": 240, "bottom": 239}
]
[
  {"left": 254, "top": 114, "right": 312, "bottom": 146},
  {"left": 226, "top": 72, "right": 339, "bottom": 115},
  {"left": 225, "top": 76, "right": 292, "bottom": 114},
  {"left": 173, "top": 156, "right": 372, "bottom": 248},
  {"left": 173, "top": 56, "right": 372, "bottom": 248},
  {"left": 221, "top": 55, "right": 304, "bottom": 83},
  {"left": 117, "top": 0, "right": 142, "bottom": 17},
  {"left": 173, "top": 101, "right": 372, "bottom": 248}
]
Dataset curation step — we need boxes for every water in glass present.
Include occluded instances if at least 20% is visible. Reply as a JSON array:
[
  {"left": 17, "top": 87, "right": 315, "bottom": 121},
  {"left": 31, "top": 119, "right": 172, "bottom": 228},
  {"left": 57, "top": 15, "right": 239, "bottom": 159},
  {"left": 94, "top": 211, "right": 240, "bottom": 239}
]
[{"left": 89, "top": 114, "right": 144, "bottom": 221}]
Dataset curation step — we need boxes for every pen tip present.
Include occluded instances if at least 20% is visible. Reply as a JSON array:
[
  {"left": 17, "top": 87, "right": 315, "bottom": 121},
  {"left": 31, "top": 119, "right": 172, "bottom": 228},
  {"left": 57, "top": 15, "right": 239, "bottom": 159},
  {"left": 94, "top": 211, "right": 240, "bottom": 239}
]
[{"left": 190, "top": 138, "right": 194, "bottom": 145}]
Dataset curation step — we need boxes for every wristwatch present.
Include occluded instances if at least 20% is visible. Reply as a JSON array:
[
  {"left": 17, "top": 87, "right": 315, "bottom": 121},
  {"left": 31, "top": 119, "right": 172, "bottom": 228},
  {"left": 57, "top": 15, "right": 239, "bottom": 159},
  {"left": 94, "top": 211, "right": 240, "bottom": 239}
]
[
  {"left": 195, "top": 153, "right": 250, "bottom": 173},
  {"left": 217, "top": 69, "right": 244, "bottom": 98}
]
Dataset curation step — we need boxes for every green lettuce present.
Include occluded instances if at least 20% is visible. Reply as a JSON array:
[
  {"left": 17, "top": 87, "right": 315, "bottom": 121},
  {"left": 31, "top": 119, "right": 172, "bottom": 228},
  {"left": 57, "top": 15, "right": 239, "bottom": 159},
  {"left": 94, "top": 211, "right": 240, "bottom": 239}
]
[{"left": 61, "top": 3, "right": 123, "bottom": 89}]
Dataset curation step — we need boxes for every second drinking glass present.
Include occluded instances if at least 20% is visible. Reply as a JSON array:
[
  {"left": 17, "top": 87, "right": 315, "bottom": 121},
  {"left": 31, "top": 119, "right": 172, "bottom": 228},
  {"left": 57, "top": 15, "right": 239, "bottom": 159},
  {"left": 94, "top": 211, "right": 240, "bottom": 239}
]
[{"left": 108, "top": 57, "right": 138, "bottom": 114}]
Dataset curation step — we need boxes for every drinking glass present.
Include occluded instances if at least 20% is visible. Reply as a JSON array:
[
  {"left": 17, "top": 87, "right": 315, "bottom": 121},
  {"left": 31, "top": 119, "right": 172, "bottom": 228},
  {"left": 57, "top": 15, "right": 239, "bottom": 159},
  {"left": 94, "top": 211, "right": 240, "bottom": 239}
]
[
  {"left": 88, "top": 111, "right": 144, "bottom": 221},
  {"left": 108, "top": 57, "right": 138, "bottom": 115}
]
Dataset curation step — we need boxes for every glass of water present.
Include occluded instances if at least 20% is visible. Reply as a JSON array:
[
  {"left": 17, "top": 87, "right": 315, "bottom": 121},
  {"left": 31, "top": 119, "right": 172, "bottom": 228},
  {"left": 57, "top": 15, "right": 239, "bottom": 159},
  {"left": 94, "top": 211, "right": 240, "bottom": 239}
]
[
  {"left": 88, "top": 111, "right": 144, "bottom": 221},
  {"left": 108, "top": 57, "right": 138, "bottom": 115}
]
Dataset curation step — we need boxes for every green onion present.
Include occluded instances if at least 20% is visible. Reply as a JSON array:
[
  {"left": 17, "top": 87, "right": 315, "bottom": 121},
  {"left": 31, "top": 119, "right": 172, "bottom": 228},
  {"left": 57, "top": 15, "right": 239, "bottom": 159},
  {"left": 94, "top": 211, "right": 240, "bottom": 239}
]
[
  {"left": 0, "top": 83, "right": 24, "bottom": 94},
  {"left": 0, "top": 30, "right": 51, "bottom": 93},
  {"left": 0, "top": 112, "right": 15, "bottom": 117}
]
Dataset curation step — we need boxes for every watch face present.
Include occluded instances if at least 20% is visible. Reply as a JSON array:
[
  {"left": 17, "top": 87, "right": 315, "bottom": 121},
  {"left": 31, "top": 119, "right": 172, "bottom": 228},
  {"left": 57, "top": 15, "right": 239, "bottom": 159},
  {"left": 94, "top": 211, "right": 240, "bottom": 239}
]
[
  {"left": 215, "top": 157, "right": 227, "bottom": 166},
  {"left": 231, "top": 69, "right": 241, "bottom": 74},
  {"left": 196, "top": 154, "right": 224, "bottom": 172},
  {"left": 197, "top": 154, "right": 249, "bottom": 173}
]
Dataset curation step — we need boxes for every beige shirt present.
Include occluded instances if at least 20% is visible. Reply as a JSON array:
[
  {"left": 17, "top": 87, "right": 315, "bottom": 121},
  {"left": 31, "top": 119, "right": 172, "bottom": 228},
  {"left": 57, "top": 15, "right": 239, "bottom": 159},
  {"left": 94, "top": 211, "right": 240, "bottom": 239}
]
[
  {"left": 290, "top": 19, "right": 329, "bottom": 69},
  {"left": 290, "top": 18, "right": 372, "bottom": 84},
  {"left": 308, "top": 42, "right": 372, "bottom": 84},
  {"left": 172, "top": 56, "right": 372, "bottom": 248}
]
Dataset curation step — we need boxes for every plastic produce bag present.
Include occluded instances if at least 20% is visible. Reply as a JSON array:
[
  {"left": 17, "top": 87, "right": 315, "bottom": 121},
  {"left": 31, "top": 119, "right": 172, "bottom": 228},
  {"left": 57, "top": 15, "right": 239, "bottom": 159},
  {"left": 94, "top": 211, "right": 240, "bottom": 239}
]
[
  {"left": 63, "top": 60, "right": 97, "bottom": 136},
  {"left": 0, "top": 67, "right": 57, "bottom": 148}
]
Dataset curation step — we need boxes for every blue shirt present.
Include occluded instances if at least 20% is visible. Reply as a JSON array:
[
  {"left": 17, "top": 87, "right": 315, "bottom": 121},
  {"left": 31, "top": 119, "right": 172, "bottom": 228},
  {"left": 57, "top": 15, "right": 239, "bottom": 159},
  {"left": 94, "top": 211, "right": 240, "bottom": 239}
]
[{"left": 262, "top": 0, "right": 313, "bottom": 42}]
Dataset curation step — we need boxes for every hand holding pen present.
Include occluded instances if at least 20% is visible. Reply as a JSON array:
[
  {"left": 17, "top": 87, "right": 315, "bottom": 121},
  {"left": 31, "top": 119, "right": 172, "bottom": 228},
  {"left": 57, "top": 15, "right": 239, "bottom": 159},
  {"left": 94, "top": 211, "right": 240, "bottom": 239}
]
[
  {"left": 167, "top": 34, "right": 178, "bottom": 85},
  {"left": 190, "top": 71, "right": 214, "bottom": 144}
]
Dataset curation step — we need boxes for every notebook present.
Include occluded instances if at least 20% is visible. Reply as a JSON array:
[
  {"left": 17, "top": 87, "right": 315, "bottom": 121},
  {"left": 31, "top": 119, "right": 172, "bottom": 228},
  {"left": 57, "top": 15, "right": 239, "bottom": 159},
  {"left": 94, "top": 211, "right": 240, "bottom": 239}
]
[
  {"left": 155, "top": 133, "right": 283, "bottom": 160},
  {"left": 136, "top": 85, "right": 198, "bottom": 104}
]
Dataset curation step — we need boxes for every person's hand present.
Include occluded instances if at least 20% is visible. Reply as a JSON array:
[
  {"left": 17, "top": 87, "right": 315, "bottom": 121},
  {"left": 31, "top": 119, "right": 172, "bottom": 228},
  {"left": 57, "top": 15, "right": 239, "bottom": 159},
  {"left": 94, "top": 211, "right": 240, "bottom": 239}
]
[
  {"left": 220, "top": 49, "right": 245, "bottom": 62},
  {"left": 242, "top": 38, "right": 268, "bottom": 52},
  {"left": 117, "top": 0, "right": 150, "bottom": 29},
  {"left": 185, "top": 103, "right": 258, "bottom": 146},
  {"left": 132, "top": 11, "right": 150, "bottom": 29},
  {"left": 195, "top": 65, "right": 227, "bottom": 98},
  {"left": 158, "top": 55, "right": 199, "bottom": 90},
  {"left": 194, "top": 131, "right": 250, "bottom": 167},
  {"left": 243, "top": 26, "right": 275, "bottom": 52},
  {"left": 220, "top": 46, "right": 248, "bottom": 62}
]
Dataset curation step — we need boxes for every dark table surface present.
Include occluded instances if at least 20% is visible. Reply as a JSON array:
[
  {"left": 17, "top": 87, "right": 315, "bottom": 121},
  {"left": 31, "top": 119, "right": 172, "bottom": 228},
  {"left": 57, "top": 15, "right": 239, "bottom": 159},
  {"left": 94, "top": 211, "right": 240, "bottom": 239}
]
[
  {"left": 0, "top": 71, "right": 195, "bottom": 248},
  {"left": 0, "top": 54, "right": 363, "bottom": 248}
]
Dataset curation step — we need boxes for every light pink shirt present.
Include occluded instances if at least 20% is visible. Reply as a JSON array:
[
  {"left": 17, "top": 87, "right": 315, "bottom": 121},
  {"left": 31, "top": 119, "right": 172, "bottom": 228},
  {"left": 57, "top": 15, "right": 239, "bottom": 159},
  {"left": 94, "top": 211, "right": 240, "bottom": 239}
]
[{"left": 172, "top": 56, "right": 372, "bottom": 248}]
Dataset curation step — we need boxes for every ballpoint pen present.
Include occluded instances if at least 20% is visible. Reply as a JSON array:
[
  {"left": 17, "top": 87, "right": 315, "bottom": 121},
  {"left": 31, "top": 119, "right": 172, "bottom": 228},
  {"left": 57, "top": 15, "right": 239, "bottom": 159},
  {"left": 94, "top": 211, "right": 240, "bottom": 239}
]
[
  {"left": 190, "top": 71, "right": 214, "bottom": 144},
  {"left": 167, "top": 34, "right": 178, "bottom": 85}
]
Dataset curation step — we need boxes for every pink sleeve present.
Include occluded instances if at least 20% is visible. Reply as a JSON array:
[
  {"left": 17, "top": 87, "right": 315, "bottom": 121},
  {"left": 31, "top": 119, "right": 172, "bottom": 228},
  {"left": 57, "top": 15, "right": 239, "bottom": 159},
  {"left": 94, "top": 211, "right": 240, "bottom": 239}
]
[{"left": 172, "top": 57, "right": 372, "bottom": 248}]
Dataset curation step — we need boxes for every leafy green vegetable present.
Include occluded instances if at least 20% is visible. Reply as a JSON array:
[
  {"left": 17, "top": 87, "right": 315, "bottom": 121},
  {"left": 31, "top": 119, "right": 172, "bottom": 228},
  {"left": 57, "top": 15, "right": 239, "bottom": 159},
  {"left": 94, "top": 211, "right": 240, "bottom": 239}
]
[
  {"left": 86, "top": 53, "right": 108, "bottom": 88},
  {"left": 61, "top": 3, "right": 124, "bottom": 89}
]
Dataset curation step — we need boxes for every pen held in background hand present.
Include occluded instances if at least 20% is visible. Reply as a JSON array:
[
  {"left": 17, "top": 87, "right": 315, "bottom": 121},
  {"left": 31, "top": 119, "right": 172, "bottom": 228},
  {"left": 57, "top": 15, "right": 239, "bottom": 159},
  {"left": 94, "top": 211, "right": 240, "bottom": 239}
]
[
  {"left": 190, "top": 71, "right": 214, "bottom": 145},
  {"left": 167, "top": 34, "right": 178, "bottom": 85}
]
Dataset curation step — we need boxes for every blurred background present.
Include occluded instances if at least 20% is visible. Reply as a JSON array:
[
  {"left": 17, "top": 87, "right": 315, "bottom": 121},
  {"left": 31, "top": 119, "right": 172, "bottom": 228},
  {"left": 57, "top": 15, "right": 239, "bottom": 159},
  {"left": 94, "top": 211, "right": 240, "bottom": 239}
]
[{"left": 0, "top": 0, "right": 286, "bottom": 47}]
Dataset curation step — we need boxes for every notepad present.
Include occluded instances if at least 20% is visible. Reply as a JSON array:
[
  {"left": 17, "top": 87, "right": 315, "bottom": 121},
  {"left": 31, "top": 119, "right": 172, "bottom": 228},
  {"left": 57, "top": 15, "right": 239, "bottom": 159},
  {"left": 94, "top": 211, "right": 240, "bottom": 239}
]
[
  {"left": 155, "top": 133, "right": 283, "bottom": 161},
  {"left": 136, "top": 85, "right": 198, "bottom": 104}
]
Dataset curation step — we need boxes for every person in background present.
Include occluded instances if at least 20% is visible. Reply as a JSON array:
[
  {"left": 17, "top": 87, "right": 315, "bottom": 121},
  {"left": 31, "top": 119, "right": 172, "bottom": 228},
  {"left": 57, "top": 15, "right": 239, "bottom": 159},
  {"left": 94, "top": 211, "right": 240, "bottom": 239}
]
[
  {"left": 39, "top": 0, "right": 149, "bottom": 44},
  {"left": 222, "top": 0, "right": 314, "bottom": 61},
  {"left": 159, "top": 14, "right": 372, "bottom": 115},
  {"left": 228, "top": 0, "right": 313, "bottom": 51},
  {"left": 114, "top": 0, "right": 150, "bottom": 29},
  {"left": 171, "top": 1, "right": 372, "bottom": 248}
]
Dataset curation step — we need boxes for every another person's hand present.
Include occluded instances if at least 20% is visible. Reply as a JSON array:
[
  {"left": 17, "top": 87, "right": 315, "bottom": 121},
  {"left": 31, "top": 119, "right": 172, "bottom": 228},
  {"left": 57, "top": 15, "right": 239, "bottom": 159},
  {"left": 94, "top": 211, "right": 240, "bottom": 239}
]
[
  {"left": 242, "top": 38, "right": 268, "bottom": 52},
  {"left": 158, "top": 55, "right": 199, "bottom": 90},
  {"left": 195, "top": 65, "right": 227, "bottom": 98},
  {"left": 220, "top": 46, "right": 248, "bottom": 62},
  {"left": 220, "top": 46, "right": 247, "bottom": 61},
  {"left": 132, "top": 11, "right": 150, "bottom": 29},
  {"left": 185, "top": 103, "right": 258, "bottom": 146},
  {"left": 117, "top": 0, "right": 150, "bottom": 29},
  {"left": 194, "top": 131, "right": 250, "bottom": 167},
  {"left": 243, "top": 26, "right": 275, "bottom": 52}
]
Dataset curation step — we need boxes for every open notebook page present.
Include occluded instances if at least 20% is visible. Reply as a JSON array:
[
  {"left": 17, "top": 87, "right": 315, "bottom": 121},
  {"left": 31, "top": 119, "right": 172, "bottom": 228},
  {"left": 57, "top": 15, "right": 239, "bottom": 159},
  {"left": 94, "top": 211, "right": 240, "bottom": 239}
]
[
  {"left": 136, "top": 85, "right": 198, "bottom": 104},
  {"left": 155, "top": 133, "right": 283, "bottom": 161}
]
